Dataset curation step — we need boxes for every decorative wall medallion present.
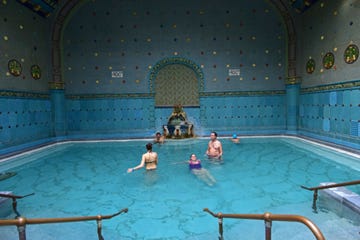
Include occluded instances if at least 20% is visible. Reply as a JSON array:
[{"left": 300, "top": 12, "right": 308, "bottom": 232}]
[
  {"left": 323, "top": 52, "right": 334, "bottom": 69},
  {"left": 344, "top": 44, "right": 359, "bottom": 64},
  {"left": 8, "top": 59, "right": 22, "bottom": 76},
  {"left": 31, "top": 65, "right": 41, "bottom": 79},
  {"left": 306, "top": 58, "right": 315, "bottom": 74}
]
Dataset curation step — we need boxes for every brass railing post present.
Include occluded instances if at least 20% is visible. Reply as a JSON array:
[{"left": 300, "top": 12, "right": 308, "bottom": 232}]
[
  {"left": 17, "top": 217, "right": 26, "bottom": 240},
  {"left": 312, "top": 189, "right": 318, "bottom": 213},
  {"left": 96, "top": 218, "right": 104, "bottom": 240},
  {"left": 264, "top": 219, "right": 272, "bottom": 240},
  {"left": 218, "top": 215, "right": 224, "bottom": 240}
]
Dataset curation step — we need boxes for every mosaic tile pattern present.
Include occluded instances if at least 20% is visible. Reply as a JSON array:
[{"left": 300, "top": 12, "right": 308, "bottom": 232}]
[{"left": 154, "top": 64, "right": 199, "bottom": 106}]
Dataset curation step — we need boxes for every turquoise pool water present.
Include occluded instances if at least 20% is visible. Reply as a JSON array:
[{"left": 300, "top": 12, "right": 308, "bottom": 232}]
[{"left": 0, "top": 137, "right": 359, "bottom": 239}]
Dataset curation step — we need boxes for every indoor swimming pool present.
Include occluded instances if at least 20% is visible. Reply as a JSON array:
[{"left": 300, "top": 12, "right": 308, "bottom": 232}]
[{"left": 0, "top": 136, "right": 359, "bottom": 239}]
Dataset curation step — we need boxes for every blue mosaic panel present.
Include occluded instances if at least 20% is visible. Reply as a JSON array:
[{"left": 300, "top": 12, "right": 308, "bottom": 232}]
[
  {"left": 199, "top": 95, "right": 286, "bottom": 134},
  {"left": 66, "top": 98, "right": 155, "bottom": 136},
  {"left": 300, "top": 88, "right": 360, "bottom": 143},
  {"left": 350, "top": 121, "right": 360, "bottom": 137},
  {"left": 0, "top": 97, "right": 52, "bottom": 148}
]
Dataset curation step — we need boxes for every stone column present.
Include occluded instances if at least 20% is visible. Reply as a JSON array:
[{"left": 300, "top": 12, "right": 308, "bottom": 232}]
[
  {"left": 49, "top": 82, "right": 66, "bottom": 137},
  {"left": 285, "top": 77, "right": 301, "bottom": 134}
]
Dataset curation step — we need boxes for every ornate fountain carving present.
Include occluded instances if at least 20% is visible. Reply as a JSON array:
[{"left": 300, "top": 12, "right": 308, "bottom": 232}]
[{"left": 163, "top": 105, "right": 194, "bottom": 138}]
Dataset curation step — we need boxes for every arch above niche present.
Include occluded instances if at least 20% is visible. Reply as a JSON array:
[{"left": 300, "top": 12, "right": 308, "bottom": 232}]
[{"left": 148, "top": 57, "right": 204, "bottom": 94}]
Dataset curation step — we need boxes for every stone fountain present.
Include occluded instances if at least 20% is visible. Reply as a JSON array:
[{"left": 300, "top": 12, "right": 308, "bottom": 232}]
[{"left": 163, "top": 105, "right": 194, "bottom": 138}]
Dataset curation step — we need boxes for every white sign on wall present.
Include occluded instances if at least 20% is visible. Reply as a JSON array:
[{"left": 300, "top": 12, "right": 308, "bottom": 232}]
[
  {"left": 228, "top": 68, "right": 240, "bottom": 76},
  {"left": 111, "top": 71, "right": 123, "bottom": 78}
]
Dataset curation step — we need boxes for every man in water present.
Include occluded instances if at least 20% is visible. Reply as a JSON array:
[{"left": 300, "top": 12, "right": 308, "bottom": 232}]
[
  {"left": 154, "top": 131, "right": 165, "bottom": 144},
  {"left": 206, "top": 131, "right": 223, "bottom": 159}
]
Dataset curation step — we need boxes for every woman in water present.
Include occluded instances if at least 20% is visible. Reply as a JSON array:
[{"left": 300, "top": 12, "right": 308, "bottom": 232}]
[
  {"left": 127, "top": 143, "right": 158, "bottom": 173},
  {"left": 188, "top": 154, "right": 216, "bottom": 186}
]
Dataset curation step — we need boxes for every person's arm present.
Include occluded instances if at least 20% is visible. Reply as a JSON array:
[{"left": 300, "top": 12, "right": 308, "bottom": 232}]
[
  {"left": 218, "top": 142, "right": 223, "bottom": 157},
  {"left": 127, "top": 154, "right": 146, "bottom": 173},
  {"left": 206, "top": 142, "right": 210, "bottom": 155},
  {"left": 154, "top": 152, "right": 158, "bottom": 165}
]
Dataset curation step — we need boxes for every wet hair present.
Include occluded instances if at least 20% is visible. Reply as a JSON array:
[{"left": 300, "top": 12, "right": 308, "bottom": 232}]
[
  {"left": 189, "top": 153, "right": 196, "bottom": 159},
  {"left": 211, "top": 131, "right": 218, "bottom": 137},
  {"left": 146, "top": 142, "right": 153, "bottom": 151},
  {"left": 155, "top": 132, "right": 161, "bottom": 136}
]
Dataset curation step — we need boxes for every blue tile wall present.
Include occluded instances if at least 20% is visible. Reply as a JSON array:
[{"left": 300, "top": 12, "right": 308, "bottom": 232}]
[
  {"left": 62, "top": 0, "right": 286, "bottom": 94},
  {"left": 66, "top": 97, "right": 155, "bottom": 137},
  {"left": 65, "top": 94, "right": 287, "bottom": 138},
  {"left": 0, "top": 1, "right": 52, "bottom": 92},
  {"left": 0, "top": 97, "right": 52, "bottom": 148},
  {"left": 1, "top": 0, "right": 360, "bottom": 153},
  {"left": 299, "top": 88, "right": 360, "bottom": 146},
  {"left": 199, "top": 95, "right": 286, "bottom": 135}
]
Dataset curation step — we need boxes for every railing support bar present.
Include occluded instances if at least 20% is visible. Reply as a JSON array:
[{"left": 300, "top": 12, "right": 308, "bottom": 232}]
[
  {"left": 17, "top": 225, "right": 26, "bottom": 240},
  {"left": 312, "top": 189, "right": 318, "bottom": 213},
  {"left": 218, "top": 216, "right": 224, "bottom": 240},
  {"left": 264, "top": 219, "right": 272, "bottom": 240},
  {"left": 15, "top": 217, "right": 26, "bottom": 240},
  {"left": 97, "top": 219, "right": 104, "bottom": 240}
]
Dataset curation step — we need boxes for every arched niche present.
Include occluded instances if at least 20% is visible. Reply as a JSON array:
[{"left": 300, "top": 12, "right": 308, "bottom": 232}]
[{"left": 149, "top": 57, "right": 204, "bottom": 107}]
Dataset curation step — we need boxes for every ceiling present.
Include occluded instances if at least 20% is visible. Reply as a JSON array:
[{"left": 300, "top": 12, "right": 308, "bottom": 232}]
[
  {"left": 289, "top": 0, "right": 320, "bottom": 13},
  {"left": 16, "top": 0, "right": 59, "bottom": 18},
  {"left": 15, "top": 0, "right": 320, "bottom": 18}
]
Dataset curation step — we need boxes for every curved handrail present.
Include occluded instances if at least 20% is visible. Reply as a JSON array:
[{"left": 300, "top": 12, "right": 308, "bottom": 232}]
[
  {"left": 301, "top": 179, "right": 360, "bottom": 191},
  {"left": 0, "top": 192, "right": 35, "bottom": 217},
  {"left": 0, "top": 208, "right": 128, "bottom": 226},
  {"left": 0, "top": 193, "right": 35, "bottom": 199},
  {"left": 0, "top": 208, "right": 128, "bottom": 240},
  {"left": 301, "top": 179, "right": 360, "bottom": 212},
  {"left": 203, "top": 208, "right": 325, "bottom": 240}
]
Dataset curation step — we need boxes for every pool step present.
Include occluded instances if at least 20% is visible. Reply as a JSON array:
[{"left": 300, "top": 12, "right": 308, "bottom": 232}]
[{"left": 320, "top": 182, "right": 360, "bottom": 222}]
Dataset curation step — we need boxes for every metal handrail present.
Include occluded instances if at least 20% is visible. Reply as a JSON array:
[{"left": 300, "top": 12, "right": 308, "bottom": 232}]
[
  {"left": 301, "top": 179, "right": 360, "bottom": 212},
  {"left": 0, "top": 208, "right": 128, "bottom": 240},
  {"left": 0, "top": 192, "right": 35, "bottom": 217},
  {"left": 203, "top": 208, "right": 325, "bottom": 240}
]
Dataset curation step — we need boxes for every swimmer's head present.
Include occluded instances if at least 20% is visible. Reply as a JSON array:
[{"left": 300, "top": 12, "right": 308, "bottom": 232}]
[
  {"left": 146, "top": 142, "right": 153, "bottom": 151},
  {"left": 232, "top": 134, "right": 237, "bottom": 139},
  {"left": 155, "top": 132, "right": 161, "bottom": 136}
]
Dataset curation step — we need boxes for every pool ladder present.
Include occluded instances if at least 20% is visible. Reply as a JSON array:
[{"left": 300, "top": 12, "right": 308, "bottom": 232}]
[
  {"left": 0, "top": 192, "right": 35, "bottom": 218},
  {"left": 301, "top": 179, "right": 360, "bottom": 212},
  {"left": 203, "top": 208, "right": 325, "bottom": 240}
]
